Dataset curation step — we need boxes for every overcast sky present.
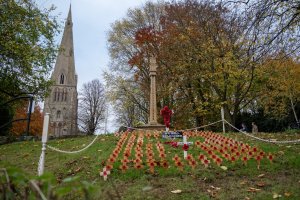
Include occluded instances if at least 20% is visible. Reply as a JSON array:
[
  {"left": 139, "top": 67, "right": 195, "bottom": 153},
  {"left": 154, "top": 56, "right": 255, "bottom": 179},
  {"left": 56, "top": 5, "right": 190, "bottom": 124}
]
[{"left": 38, "top": 0, "right": 154, "bottom": 132}]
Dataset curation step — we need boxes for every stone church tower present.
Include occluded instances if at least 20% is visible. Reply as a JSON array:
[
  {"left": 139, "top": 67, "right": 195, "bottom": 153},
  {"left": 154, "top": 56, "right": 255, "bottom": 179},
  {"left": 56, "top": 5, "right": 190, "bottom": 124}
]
[{"left": 44, "top": 6, "right": 78, "bottom": 137}]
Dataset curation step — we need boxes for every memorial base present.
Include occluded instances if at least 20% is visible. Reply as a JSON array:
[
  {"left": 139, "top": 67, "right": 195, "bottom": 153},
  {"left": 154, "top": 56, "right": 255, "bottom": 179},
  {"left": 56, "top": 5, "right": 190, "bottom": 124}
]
[{"left": 136, "top": 124, "right": 165, "bottom": 131}]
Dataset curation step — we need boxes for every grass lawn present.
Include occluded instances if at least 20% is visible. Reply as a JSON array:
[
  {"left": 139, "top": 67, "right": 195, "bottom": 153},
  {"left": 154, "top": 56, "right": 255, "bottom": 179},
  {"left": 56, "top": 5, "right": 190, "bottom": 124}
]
[{"left": 0, "top": 131, "right": 299, "bottom": 199}]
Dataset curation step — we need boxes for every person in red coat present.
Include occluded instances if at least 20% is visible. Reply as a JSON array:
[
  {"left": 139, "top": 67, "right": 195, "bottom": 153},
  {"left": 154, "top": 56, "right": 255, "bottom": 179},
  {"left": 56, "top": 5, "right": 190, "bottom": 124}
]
[{"left": 160, "top": 106, "right": 173, "bottom": 131}]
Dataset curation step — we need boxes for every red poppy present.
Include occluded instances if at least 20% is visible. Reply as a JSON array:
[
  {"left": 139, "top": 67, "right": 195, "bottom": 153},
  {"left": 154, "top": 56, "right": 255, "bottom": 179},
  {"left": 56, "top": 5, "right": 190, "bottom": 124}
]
[
  {"left": 109, "top": 157, "right": 115, "bottom": 163},
  {"left": 160, "top": 153, "right": 166, "bottom": 158},
  {"left": 216, "top": 158, "right": 222, "bottom": 165},
  {"left": 259, "top": 151, "right": 265, "bottom": 157},
  {"left": 183, "top": 144, "right": 189, "bottom": 151},
  {"left": 224, "top": 154, "right": 230, "bottom": 159},
  {"left": 106, "top": 164, "right": 113, "bottom": 170},
  {"left": 268, "top": 154, "right": 274, "bottom": 162},
  {"left": 189, "top": 160, "right": 197, "bottom": 169},
  {"left": 173, "top": 155, "right": 180, "bottom": 161},
  {"left": 256, "top": 155, "right": 262, "bottom": 161},
  {"left": 120, "top": 164, "right": 128, "bottom": 172},
  {"left": 198, "top": 154, "right": 205, "bottom": 160},
  {"left": 176, "top": 161, "right": 183, "bottom": 167},
  {"left": 171, "top": 142, "right": 179, "bottom": 148},
  {"left": 162, "top": 160, "right": 169, "bottom": 168},
  {"left": 203, "top": 159, "right": 210, "bottom": 167},
  {"left": 231, "top": 156, "right": 236, "bottom": 162},
  {"left": 190, "top": 160, "right": 196, "bottom": 165},
  {"left": 135, "top": 163, "right": 143, "bottom": 169},
  {"left": 149, "top": 162, "right": 156, "bottom": 167}
]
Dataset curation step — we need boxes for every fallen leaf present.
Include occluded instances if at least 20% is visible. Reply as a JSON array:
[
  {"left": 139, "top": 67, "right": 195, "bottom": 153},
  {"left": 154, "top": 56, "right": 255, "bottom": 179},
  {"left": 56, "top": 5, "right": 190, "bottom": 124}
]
[
  {"left": 240, "top": 180, "right": 247, "bottom": 185},
  {"left": 75, "top": 167, "right": 81, "bottom": 173},
  {"left": 220, "top": 166, "right": 228, "bottom": 170},
  {"left": 247, "top": 187, "right": 261, "bottom": 192},
  {"left": 143, "top": 186, "right": 153, "bottom": 191},
  {"left": 245, "top": 197, "right": 251, "bottom": 200},
  {"left": 278, "top": 151, "right": 284, "bottom": 155},
  {"left": 171, "top": 189, "right": 182, "bottom": 194},
  {"left": 256, "top": 182, "right": 266, "bottom": 187},
  {"left": 210, "top": 185, "right": 221, "bottom": 190},
  {"left": 284, "top": 192, "right": 291, "bottom": 197},
  {"left": 273, "top": 193, "right": 282, "bottom": 199},
  {"left": 258, "top": 174, "right": 265, "bottom": 178}
]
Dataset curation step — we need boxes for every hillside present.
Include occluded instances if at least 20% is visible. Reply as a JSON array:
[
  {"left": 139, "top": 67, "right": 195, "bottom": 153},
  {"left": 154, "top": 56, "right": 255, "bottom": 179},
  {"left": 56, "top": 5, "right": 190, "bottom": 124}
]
[{"left": 0, "top": 131, "right": 299, "bottom": 199}]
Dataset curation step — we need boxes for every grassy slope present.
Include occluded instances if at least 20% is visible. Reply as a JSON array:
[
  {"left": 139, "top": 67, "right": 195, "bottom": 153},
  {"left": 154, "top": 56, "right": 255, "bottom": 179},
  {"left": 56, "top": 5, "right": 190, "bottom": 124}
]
[{"left": 0, "top": 132, "right": 299, "bottom": 200}]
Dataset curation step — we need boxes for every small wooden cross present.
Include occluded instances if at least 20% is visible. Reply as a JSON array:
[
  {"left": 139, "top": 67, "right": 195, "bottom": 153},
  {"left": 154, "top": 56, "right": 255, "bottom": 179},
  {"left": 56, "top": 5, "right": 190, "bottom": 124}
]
[
  {"left": 100, "top": 167, "right": 110, "bottom": 181},
  {"left": 177, "top": 135, "right": 193, "bottom": 159}
]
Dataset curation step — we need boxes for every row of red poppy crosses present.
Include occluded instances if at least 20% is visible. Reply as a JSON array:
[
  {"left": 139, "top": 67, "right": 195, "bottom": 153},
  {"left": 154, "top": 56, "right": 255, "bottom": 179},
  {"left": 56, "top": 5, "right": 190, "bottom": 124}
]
[{"left": 103, "top": 130, "right": 274, "bottom": 176}]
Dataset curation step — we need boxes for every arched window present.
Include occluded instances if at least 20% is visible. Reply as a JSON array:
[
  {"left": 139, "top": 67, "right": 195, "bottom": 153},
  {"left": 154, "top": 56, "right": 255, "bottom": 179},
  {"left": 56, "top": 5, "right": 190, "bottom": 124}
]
[
  {"left": 60, "top": 74, "right": 65, "bottom": 84},
  {"left": 58, "top": 123, "right": 62, "bottom": 136},
  {"left": 57, "top": 89, "right": 60, "bottom": 101},
  {"left": 53, "top": 88, "right": 59, "bottom": 102},
  {"left": 63, "top": 88, "right": 67, "bottom": 101},
  {"left": 57, "top": 110, "right": 61, "bottom": 119}
]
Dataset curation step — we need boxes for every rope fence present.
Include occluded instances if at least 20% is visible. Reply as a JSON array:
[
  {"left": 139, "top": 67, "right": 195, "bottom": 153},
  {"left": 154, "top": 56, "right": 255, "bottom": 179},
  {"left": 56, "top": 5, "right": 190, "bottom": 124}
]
[
  {"left": 224, "top": 120, "right": 300, "bottom": 144},
  {"left": 47, "top": 134, "right": 100, "bottom": 154}
]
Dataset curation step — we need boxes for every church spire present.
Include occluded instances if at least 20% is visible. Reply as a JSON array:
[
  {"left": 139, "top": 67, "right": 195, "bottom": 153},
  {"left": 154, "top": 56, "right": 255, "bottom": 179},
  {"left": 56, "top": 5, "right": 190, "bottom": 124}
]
[
  {"left": 67, "top": 4, "right": 72, "bottom": 25},
  {"left": 52, "top": 4, "right": 76, "bottom": 86}
]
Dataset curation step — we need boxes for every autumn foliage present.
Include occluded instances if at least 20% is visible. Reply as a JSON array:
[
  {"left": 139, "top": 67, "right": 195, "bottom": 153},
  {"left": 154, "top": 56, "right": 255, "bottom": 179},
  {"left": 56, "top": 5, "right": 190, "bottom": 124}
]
[{"left": 10, "top": 101, "right": 43, "bottom": 136}]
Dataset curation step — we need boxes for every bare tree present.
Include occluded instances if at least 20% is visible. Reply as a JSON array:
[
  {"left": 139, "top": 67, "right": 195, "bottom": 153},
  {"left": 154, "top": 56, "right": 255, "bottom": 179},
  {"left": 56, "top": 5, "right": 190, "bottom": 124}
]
[
  {"left": 224, "top": 0, "right": 300, "bottom": 58},
  {"left": 78, "top": 79, "right": 106, "bottom": 134}
]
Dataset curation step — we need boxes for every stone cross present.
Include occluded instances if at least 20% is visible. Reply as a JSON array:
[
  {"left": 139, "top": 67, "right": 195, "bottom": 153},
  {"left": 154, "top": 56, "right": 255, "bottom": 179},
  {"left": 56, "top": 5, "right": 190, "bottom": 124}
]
[
  {"left": 100, "top": 167, "right": 110, "bottom": 181},
  {"left": 149, "top": 57, "right": 158, "bottom": 125}
]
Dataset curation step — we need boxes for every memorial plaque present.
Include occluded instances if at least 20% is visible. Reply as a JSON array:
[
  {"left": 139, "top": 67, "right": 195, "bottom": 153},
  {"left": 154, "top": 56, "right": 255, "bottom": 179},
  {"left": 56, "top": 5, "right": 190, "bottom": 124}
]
[{"left": 162, "top": 131, "right": 183, "bottom": 139}]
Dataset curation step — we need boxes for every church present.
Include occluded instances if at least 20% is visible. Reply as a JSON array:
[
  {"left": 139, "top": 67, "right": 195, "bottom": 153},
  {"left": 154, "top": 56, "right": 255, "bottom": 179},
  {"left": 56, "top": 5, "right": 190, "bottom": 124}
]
[{"left": 44, "top": 6, "right": 78, "bottom": 137}]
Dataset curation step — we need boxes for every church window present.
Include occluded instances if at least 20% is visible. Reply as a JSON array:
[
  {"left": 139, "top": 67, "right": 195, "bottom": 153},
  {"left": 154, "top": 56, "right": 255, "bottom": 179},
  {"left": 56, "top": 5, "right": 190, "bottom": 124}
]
[
  {"left": 58, "top": 123, "right": 62, "bottom": 136},
  {"left": 57, "top": 89, "right": 60, "bottom": 101},
  {"left": 63, "top": 88, "right": 67, "bottom": 101},
  {"left": 60, "top": 74, "right": 65, "bottom": 84},
  {"left": 53, "top": 88, "right": 59, "bottom": 102},
  {"left": 57, "top": 110, "right": 61, "bottom": 119}
]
